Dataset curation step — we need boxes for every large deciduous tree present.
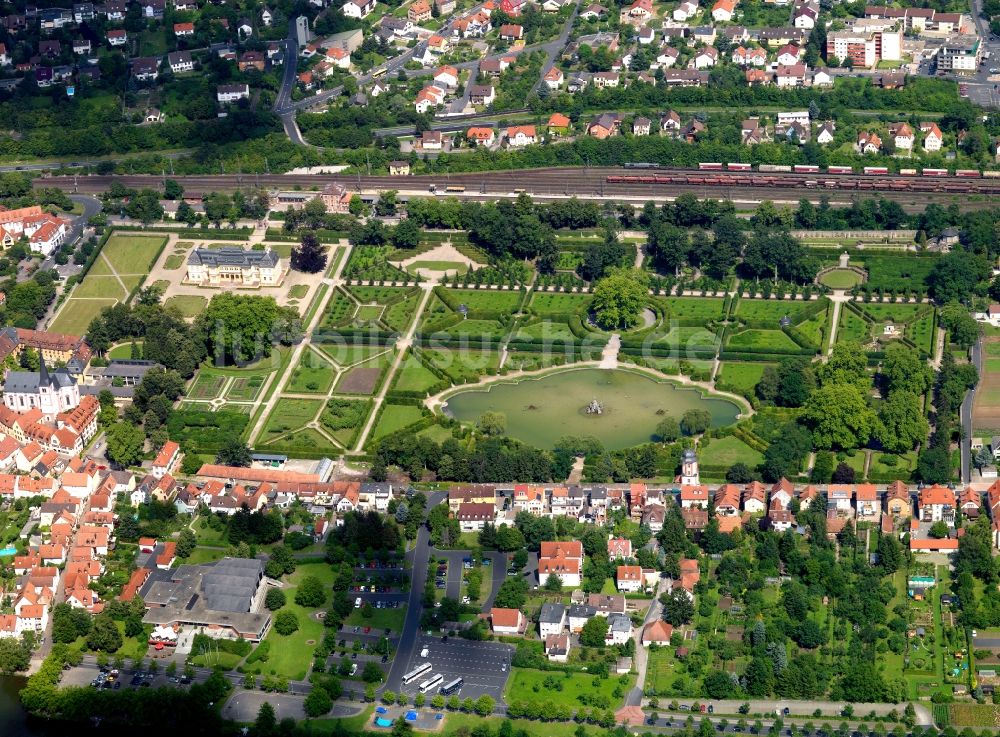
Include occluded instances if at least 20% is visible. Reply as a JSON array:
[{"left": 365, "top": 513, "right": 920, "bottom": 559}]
[
  {"left": 591, "top": 267, "right": 649, "bottom": 330},
  {"left": 802, "top": 383, "right": 877, "bottom": 450}
]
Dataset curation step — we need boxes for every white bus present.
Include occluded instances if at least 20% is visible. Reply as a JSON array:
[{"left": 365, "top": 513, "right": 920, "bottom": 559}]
[
  {"left": 440, "top": 677, "right": 463, "bottom": 696},
  {"left": 419, "top": 674, "right": 444, "bottom": 693},
  {"left": 402, "top": 663, "right": 432, "bottom": 685}
]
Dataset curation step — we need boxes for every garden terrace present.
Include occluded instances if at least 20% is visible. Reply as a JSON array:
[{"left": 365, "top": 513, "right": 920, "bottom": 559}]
[
  {"left": 837, "top": 301, "right": 937, "bottom": 357},
  {"left": 722, "top": 297, "right": 830, "bottom": 361}
]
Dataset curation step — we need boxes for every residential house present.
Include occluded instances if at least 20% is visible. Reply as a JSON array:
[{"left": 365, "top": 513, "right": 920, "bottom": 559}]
[
  {"left": 505, "top": 125, "right": 536, "bottom": 147},
  {"left": 921, "top": 122, "right": 943, "bottom": 151},
  {"left": 607, "top": 537, "right": 632, "bottom": 559},
  {"left": 409, "top": 0, "right": 432, "bottom": 22},
  {"left": 918, "top": 485, "right": 955, "bottom": 524},
  {"left": 131, "top": 57, "right": 159, "bottom": 82},
  {"left": 660, "top": 110, "right": 681, "bottom": 131},
  {"left": 151, "top": 441, "right": 180, "bottom": 479},
  {"left": 456, "top": 502, "right": 494, "bottom": 531},
  {"left": 743, "top": 482, "right": 766, "bottom": 514},
  {"left": 776, "top": 43, "right": 801, "bottom": 66},
  {"left": 889, "top": 122, "right": 915, "bottom": 150},
  {"left": 468, "top": 84, "right": 495, "bottom": 106},
  {"left": 959, "top": 488, "right": 981, "bottom": 519},
  {"left": 217, "top": 83, "right": 250, "bottom": 103},
  {"left": 167, "top": 51, "right": 194, "bottom": 74},
  {"left": 816, "top": 121, "right": 836, "bottom": 144},
  {"left": 499, "top": 23, "right": 523, "bottom": 40},
  {"left": 588, "top": 112, "right": 623, "bottom": 139},
  {"left": 490, "top": 607, "right": 525, "bottom": 635},
  {"left": 714, "top": 485, "right": 741, "bottom": 516},
  {"left": 692, "top": 47, "right": 718, "bottom": 68},
  {"left": 775, "top": 64, "right": 806, "bottom": 87},
  {"left": 174, "top": 21, "right": 195, "bottom": 36},
  {"left": 538, "top": 540, "right": 583, "bottom": 587},
  {"left": 812, "top": 69, "right": 833, "bottom": 87},
  {"left": 434, "top": 65, "right": 459, "bottom": 88},
  {"left": 641, "top": 619, "right": 673, "bottom": 646},
  {"left": 342, "top": 0, "right": 376, "bottom": 17},
  {"left": 855, "top": 483, "right": 879, "bottom": 519},
  {"left": 543, "top": 66, "right": 564, "bottom": 89},
  {"left": 770, "top": 479, "right": 794, "bottom": 509},
  {"left": 467, "top": 126, "right": 496, "bottom": 146},
  {"left": 856, "top": 131, "right": 882, "bottom": 154},
  {"left": 656, "top": 46, "right": 680, "bottom": 67},
  {"left": 673, "top": 0, "right": 698, "bottom": 21},
  {"left": 592, "top": 71, "right": 620, "bottom": 88},
  {"left": 547, "top": 112, "right": 571, "bottom": 136},
  {"left": 885, "top": 480, "right": 911, "bottom": 517},
  {"left": 679, "top": 485, "right": 709, "bottom": 508},
  {"left": 545, "top": 633, "right": 570, "bottom": 661},
  {"left": 712, "top": 0, "right": 735, "bottom": 21},
  {"left": 538, "top": 602, "right": 567, "bottom": 638},
  {"left": 605, "top": 613, "right": 632, "bottom": 645},
  {"left": 828, "top": 485, "right": 853, "bottom": 513},
  {"left": 616, "top": 564, "right": 643, "bottom": 592},
  {"left": 107, "top": 29, "right": 126, "bottom": 46}
]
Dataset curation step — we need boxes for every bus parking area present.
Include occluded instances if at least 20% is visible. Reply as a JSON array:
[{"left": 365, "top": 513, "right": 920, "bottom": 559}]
[{"left": 399, "top": 637, "right": 513, "bottom": 703}]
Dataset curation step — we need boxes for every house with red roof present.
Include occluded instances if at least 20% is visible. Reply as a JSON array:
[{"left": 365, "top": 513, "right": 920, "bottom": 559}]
[
  {"left": 490, "top": 607, "right": 525, "bottom": 634},
  {"left": 918, "top": 485, "right": 955, "bottom": 523}
]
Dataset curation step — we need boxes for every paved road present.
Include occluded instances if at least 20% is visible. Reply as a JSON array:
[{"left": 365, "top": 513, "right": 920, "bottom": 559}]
[
  {"left": 961, "top": 336, "right": 983, "bottom": 483},
  {"left": 481, "top": 552, "right": 507, "bottom": 611},
  {"left": 384, "top": 490, "right": 446, "bottom": 693},
  {"left": 626, "top": 578, "right": 665, "bottom": 706},
  {"left": 433, "top": 549, "right": 468, "bottom": 600}
]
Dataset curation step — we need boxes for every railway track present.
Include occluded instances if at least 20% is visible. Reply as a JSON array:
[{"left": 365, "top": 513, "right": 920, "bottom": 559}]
[{"left": 35, "top": 167, "right": 1000, "bottom": 211}]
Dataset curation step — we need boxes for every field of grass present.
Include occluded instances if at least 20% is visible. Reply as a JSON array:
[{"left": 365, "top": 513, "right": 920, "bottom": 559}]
[
  {"left": 262, "top": 398, "right": 324, "bottom": 436},
  {"left": 869, "top": 451, "right": 917, "bottom": 481},
  {"left": 662, "top": 297, "right": 726, "bottom": 323},
  {"left": 421, "top": 348, "right": 501, "bottom": 383},
  {"left": 947, "top": 703, "right": 1000, "bottom": 727},
  {"left": 50, "top": 298, "right": 118, "bottom": 335},
  {"left": 108, "top": 341, "right": 143, "bottom": 359},
  {"left": 289, "top": 284, "right": 309, "bottom": 299},
  {"left": 733, "top": 299, "right": 803, "bottom": 322},
  {"left": 652, "top": 326, "right": 719, "bottom": 352},
  {"left": 164, "top": 294, "right": 207, "bottom": 318},
  {"left": 836, "top": 308, "right": 872, "bottom": 344},
  {"left": 443, "top": 288, "right": 523, "bottom": 313},
  {"left": 505, "top": 668, "right": 634, "bottom": 711},
  {"left": 819, "top": 269, "right": 863, "bottom": 289},
  {"left": 287, "top": 352, "right": 337, "bottom": 394},
  {"left": 529, "top": 291, "right": 591, "bottom": 315},
  {"left": 243, "top": 563, "right": 334, "bottom": 681},
  {"left": 717, "top": 362, "right": 772, "bottom": 394},
  {"left": 393, "top": 355, "right": 441, "bottom": 393},
  {"left": 370, "top": 404, "right": 426, "bottom": 442},
  {"left": 317, "top": 343, "right": 390, "bottom": 367},
  {"left": 726, "top": 329, "right": 800, "bottom": 352},
  {"left": 702, "top": 435, "right": 764, "bottom": 468},
  {"left": 345, "top": 605, "right": 407, "bottom": 632},
  {"left": 73, "top": 276, "right": 126, "bottom": 299},
  {"left": 163, "top": 254, "right": 185, "bottom": 270},
  {"left": 101, "top": 234, "right": 167, "bottom": 273},
  {"left": 408, "top": 260, "right": 469, "bottom": 274}
]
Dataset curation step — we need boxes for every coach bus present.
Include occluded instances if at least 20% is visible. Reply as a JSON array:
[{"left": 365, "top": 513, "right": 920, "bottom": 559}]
[
  {"left": 419, "top": 674, "right": 444, "bottom": 693},
  {"left": 403, "top": 663, "right": 432, "bottom": 685},
  {"left": 440, "top": 677, "right": 463, "bottom": 696}
]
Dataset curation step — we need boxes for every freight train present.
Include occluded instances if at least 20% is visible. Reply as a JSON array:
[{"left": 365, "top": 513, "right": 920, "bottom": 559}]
[{"left": 607, "top": 162, "right": 1000, "bottom": 193}]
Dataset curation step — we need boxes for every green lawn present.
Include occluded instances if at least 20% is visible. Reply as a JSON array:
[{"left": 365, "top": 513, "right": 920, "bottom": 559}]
[
  {"left": 73, "top": 276, "right": 127, "bottom": 299},
  {"left": 702, "top": 435, "right": 764, "bottom": 468},
  {"left": 417, "top": 424, "right": 454, "bottom": 443},
  {"left": 287, "top": 351, "right": 337, "bottom": 394},
  {"left": 289, "top": 284, "right": 309, "bottom": 299},
  {"left": 717, "top": 362, "right": 773, "bottom": 394},
  {"left": 662, "top": 297, "right": 726, "bottom": 323},
  {"left": 164, "top": 295, "right": 208, "bottom": 318},
  {"left": 163, "top": 254, "right": 185, "bottom": 270},
  {"left": 407, "top": 260, "right": 469, "bottom": 274},
  {"left": 393, "top": 355, "right": 441, "bottom": 393},
  {"left": 345, "top": 605, "right": 406, "bottom": 632},
  {"left": 370, "top": 404, "right": 426, "bottom": 443},
  {"left": 505, "top": 668, "right": 634, "bottom": 711},
  {"left": 837, "top": 308, "right": 872, "bottom": 344},
  {"left": 733, "top": 299, "right": 805, "bottom": 322},
  {"left": 726, "top": 329, "right": 800, "bottom": 352},
  {"left": 243, "top": 563, "right": 335, "bottom": 681},
  {"left": 528, "top": 291, "right": 591, "bottom": 315},
  {"left": 50, "top": 298, "right": 118, "bottom": 335},
  {"left": 442, "top": 288, "right": 523, "bottom": 314},
  {"left": 317, "top": 343, "right": 391, "bottom": 368},
  {"left": 108, "top": 341, "right": 143, "bottom": 359},
  {"left": 262, "top": 398, "right": 324, "bottom": 435},
  {"left": 192, "top": 517, "right": 229, "bottom": 546},
  {"left": 819, "top": 269, "right": 862, "bottom": 289},
  {"left": 101, "top": 233, "right": 167, "bottom": 273}
]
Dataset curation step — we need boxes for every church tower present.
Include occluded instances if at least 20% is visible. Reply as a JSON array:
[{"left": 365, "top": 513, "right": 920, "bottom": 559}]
[{"left": 681, "top": 448, "right": 699, "bottom": 485}]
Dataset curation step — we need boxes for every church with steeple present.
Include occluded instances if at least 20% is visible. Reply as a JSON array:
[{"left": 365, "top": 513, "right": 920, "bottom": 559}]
[{"left": 3, "top": 357, "right": 81, "bottom": 422}]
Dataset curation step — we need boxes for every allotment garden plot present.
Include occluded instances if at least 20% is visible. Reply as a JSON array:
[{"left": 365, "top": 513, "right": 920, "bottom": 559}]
[{"left": 50, "top": 233, "right": 167, "bottom": 334}]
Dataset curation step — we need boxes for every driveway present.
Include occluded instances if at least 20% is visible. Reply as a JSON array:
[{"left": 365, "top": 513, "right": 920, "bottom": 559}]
[
  {"left": 961, "top": 336, "right": 983, "bottom": 483},
  {"left": 481, "top": 552, "right": 507, "bottom": 611},
  {"left": 385, "top": 491, "right": 447, "bottom": 693}
]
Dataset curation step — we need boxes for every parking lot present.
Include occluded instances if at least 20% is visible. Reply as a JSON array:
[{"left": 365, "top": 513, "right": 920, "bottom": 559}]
[{"left": 397, "top": 636, "right": 513, "bottom": 703}]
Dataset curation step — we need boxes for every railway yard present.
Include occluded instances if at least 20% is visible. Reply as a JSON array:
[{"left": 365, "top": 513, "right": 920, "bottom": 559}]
[{"left": 37, "top": 166, "right": 1000, "bottom": 212}]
